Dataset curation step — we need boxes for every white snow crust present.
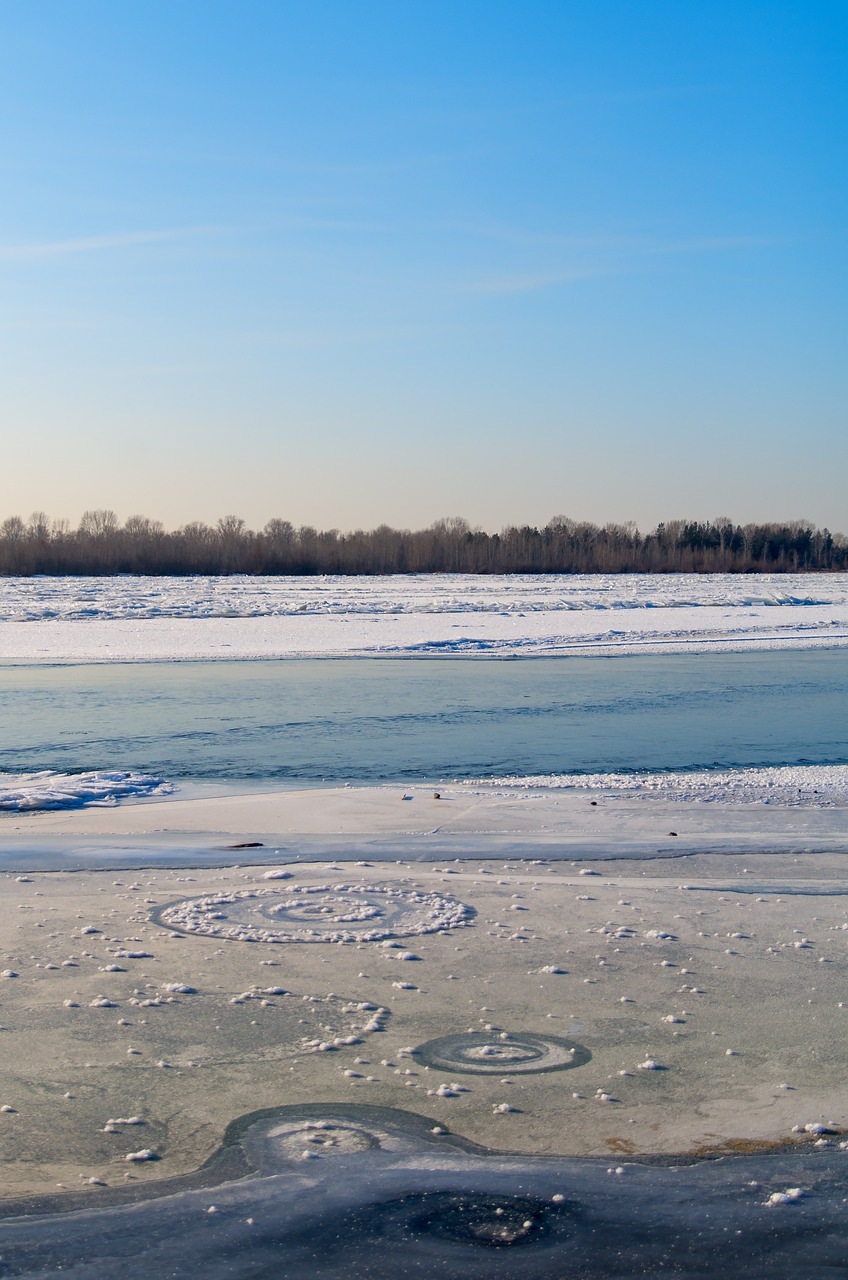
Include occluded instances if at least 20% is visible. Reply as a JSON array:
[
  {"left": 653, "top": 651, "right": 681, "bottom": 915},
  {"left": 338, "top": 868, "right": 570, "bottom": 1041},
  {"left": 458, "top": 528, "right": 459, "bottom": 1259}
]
[{"left": 1, "top": 573, "right": 846, "bottom": 662}]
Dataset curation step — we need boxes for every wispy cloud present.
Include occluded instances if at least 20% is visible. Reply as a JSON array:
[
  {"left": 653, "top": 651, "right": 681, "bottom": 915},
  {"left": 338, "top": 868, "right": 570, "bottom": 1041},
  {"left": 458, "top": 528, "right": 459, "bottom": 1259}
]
[
  {"left": 447, "top": 227, "right": 785, "bottom": 296},
  {"left": 647, "top": 235, "right": 787, "bottom": 255},
  {"left": 271, "top": 214, "right": 387, "bottom": 234},
  {"left": 0, "top": 227, "right": 216, "bottom": 262},
  {"left": 451, "top": 219, "right": 784, "bottom": 255},
  {"left": 456, "top": 267, "right": 608, "bottom": 297},
  {"left": 242, "top": 319, "right": 439, "bottom": 349}
]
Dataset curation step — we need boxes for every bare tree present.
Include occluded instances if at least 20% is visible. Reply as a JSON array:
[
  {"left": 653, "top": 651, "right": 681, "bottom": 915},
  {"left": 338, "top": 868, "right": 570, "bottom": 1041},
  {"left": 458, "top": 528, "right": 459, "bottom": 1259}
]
[
  {"left": 0, "top": 511, "right": 845, "bottom": 576},
  {"left": 78, "top": 509, "right": 119, "bottom": 539}
]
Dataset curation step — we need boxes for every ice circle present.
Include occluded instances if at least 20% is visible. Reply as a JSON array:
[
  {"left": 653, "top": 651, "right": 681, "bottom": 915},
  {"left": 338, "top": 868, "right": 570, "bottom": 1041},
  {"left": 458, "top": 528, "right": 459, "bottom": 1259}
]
[
  {"left": 156, "top": 883, "right": 473, "bottom": 944},
  {"left": 413, "top": 1031, "right": 591, "bottom": 1075},
  {"left": 268, "top": 1121, "right": 379, "bottom": 1160}
]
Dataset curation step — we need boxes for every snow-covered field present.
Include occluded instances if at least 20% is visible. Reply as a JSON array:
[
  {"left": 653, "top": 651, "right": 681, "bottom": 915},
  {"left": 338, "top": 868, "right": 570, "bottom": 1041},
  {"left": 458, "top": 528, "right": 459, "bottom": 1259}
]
[{"left": 1, "top": 573, "right": 846, "bottom": 662}]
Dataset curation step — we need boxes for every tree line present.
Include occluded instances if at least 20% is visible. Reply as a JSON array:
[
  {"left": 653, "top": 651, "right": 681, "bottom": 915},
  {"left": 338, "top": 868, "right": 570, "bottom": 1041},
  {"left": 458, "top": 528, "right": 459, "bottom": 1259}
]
[{"left": 0, "top": 511, "right": 844, "bottom": 576}]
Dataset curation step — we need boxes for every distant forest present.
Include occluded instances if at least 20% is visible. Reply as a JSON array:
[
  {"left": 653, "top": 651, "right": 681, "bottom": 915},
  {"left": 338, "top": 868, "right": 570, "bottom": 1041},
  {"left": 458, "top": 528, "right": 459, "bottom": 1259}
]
[{"left": 0, "top": 511, "right": 845, "bottom": 576}]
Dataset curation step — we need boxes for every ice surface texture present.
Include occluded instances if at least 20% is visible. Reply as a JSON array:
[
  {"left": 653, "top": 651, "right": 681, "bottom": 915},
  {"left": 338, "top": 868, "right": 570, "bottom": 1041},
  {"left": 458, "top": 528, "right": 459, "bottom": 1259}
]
[{"left": 1, "top": 1104, "right": 845, "bottom": 1279}]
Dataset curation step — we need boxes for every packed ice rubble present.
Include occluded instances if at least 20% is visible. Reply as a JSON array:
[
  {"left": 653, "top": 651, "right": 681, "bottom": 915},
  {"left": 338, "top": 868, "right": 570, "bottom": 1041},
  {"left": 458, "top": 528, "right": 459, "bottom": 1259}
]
[
  {"left": 472, "top": 764, "right": 848, "bottom": 806},
  {"left": 2, "top": 571, "right": 847, "bottom": 622},
  {"left": 0, "top": 769, "right": 175, "bottom": 811}
]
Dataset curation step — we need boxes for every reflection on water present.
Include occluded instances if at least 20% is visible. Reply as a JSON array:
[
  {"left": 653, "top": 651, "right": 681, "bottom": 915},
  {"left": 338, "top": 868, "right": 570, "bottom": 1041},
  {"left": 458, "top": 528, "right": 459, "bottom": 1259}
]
[{"left": 2, "top": 1104, "right": 845, "bottom": 1278}]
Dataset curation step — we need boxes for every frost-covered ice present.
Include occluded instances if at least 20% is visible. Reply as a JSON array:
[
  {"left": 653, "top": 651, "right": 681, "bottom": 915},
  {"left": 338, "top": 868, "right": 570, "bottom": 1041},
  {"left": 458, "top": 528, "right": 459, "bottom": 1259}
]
[
  {"left": 472, "top": 765, "right": 848, "bottom": 806},
  {"left": 1, "top": 572, "right": 847, "bottom": 661},
  {"left": 0, "top": 770, "right": 175, "bottom": 812}
]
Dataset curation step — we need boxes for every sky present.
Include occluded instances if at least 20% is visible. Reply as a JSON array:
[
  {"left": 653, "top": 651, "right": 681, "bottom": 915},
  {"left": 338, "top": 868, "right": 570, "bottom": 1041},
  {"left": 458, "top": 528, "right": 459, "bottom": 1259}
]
[{"left": 1, "top": 0, "right": 846, "bottom": 535}]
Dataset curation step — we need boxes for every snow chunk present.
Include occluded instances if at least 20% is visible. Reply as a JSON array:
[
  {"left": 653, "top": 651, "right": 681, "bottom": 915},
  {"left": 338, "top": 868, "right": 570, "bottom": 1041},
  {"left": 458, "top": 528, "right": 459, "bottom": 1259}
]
[{"left": 765, "top": 1188, "right": 805, "bottom": 1206}]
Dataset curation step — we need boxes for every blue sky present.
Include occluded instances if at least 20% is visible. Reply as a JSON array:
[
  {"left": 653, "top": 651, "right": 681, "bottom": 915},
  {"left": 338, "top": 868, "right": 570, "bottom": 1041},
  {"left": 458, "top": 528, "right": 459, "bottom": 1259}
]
[{"left": 1, "top": 1, "right": 845, "bottom": 533}]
